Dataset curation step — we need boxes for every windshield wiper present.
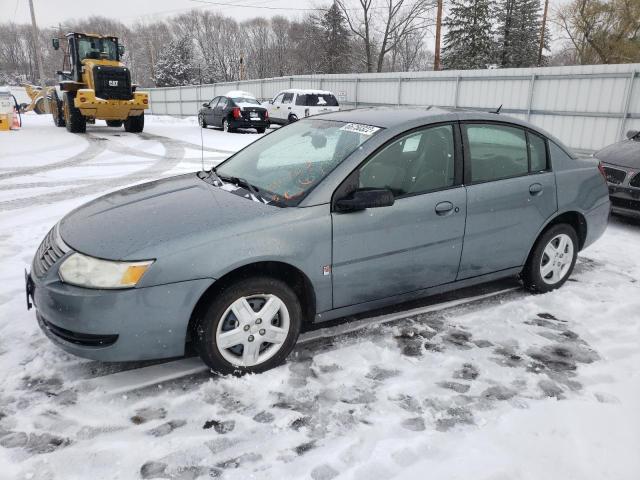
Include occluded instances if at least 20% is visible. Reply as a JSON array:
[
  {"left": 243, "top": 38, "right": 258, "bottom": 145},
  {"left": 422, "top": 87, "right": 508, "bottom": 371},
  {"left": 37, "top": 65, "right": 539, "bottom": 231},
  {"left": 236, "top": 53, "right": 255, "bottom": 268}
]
[{"left": 218, "top": 174, "right": 271, "bottom": 203}]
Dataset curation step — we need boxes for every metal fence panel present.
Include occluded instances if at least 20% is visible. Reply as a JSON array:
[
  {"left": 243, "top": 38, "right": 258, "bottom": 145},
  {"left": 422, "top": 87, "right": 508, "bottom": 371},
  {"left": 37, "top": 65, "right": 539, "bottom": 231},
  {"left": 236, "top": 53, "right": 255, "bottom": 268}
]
[{"left": 146, "top": 64, "right": 640, "bottom": 152}]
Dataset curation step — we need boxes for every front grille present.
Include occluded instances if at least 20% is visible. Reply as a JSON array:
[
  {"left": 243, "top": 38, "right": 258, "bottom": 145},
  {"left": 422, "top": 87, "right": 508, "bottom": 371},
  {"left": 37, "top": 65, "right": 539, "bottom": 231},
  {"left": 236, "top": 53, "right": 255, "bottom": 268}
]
[
  {"left": 630, "top": 173, "right": 640, "bottom": 189},
  {"left": 603, "top": 166, "right": 627, "bottom": 185},
  {"left": 32, "top": 227, "right": 69, "bottom": 278},
  {"left": 611, "top": 196, "right": 640, "bottom": 211},
  {"left": 93, "top": 66, "right": 133, "bottom": 100},
  {"left": 39, "top": 315, "right": 118, "bottom": 347}
]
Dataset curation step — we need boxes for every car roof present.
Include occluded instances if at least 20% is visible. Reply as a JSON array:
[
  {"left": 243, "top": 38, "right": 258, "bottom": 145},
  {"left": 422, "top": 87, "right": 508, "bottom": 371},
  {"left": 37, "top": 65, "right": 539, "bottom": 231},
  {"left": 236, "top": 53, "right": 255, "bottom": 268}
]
[
  {"left": 224, "top": 90, "right": 256, "bottom": 98},
  {"left": 317, "top": 106, "right": 553, "bottom": 133},
  {"left": 280, "top": 89, "right": 334, "bottom": 95}
]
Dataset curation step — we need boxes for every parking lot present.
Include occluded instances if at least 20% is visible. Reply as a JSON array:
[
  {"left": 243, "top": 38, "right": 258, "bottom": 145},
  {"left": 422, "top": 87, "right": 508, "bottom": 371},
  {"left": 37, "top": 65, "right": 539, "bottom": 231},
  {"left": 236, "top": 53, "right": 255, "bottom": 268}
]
[{"left": 0, "top": 114, "right": 639, "bottom": 479}]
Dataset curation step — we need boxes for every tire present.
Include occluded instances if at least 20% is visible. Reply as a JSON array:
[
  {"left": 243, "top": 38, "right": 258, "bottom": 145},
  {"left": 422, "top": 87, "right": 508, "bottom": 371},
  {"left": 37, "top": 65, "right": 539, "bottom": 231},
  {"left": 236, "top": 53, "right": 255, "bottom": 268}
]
[
  {"left": 288, "top": 114, "right": 298, "bottom": 124},
  {"left": 52, "top": 91, "right": 65, "bottom": 127},
  {"left": 195, "top": 276, "right": 302, "bottom": 375},
  {"left": 522, "top": 224, "right": 578, "bottom": 293},
  {"left": 124, "top": 113, "right": 144, "bottom": 133},
  {"left": 63, "top": 92, "right": 86, "bottom": 133},
  {"left": 256, "top": 127, "right": 266, "bottom": 134},
  {"left": 106, "top": 120, "right": 123, "bottom": 127},
  {"left": 222, "top": 118, "right": 235, "bottom": 133},
  {"left": 199, "top": 114, "right": 207, "bottom": 128}
]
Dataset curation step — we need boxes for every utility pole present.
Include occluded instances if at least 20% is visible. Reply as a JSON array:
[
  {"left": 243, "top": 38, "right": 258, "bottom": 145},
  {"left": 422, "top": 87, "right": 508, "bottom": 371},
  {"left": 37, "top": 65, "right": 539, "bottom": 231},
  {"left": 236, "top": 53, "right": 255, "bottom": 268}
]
[
  {"left": 538, "top": 0, "right": 550, "bottom": 66},
  {"left": 28, "top": 0, "right": 47, "bottom": 89},
  {"left": 433, "top": 0, "right": 443, "bottom": 70}
]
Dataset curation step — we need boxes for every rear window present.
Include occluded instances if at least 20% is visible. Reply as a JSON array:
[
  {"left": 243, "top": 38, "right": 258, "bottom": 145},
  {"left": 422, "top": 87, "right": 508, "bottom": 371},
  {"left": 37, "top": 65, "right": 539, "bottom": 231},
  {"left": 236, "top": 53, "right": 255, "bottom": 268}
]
[
  {"left": 296, "top": 94, "right": 339, "bottom": 107},
  {"left": 230, "top": 97, "right": 259, "bottom": 106}
]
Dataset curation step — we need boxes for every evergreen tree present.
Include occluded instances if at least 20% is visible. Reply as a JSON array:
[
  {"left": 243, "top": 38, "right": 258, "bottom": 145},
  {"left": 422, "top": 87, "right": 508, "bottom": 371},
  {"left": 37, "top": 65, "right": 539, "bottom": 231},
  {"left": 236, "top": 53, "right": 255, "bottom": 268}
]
[
  {"left": 496, "top": 0, "right": 543, "bottom": 67},
  {"left": 153, "top": 36, "right": 197, "bottom": 87},
  {"left": 441, "top": 0, "right": 495, "bottom": 70},
  {"left": 319, "top": 2, "right": 352, "bottom": 74}
]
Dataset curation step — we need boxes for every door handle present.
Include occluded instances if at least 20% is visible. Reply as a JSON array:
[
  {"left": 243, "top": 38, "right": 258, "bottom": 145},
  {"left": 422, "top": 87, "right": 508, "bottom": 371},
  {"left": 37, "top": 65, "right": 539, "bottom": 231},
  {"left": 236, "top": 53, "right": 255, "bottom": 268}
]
[
  {"left": 435, "top": 201, "right": 454, "bottom": 215},
  {"left": 529, "top": 183, "right": 543, "bottom": 195}
]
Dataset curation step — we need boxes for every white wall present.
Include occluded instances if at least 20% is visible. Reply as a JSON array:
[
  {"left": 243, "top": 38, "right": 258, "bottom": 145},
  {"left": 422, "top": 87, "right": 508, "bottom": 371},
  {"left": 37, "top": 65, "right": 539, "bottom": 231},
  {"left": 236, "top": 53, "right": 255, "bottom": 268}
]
[{"left": 147, "top": 64, "right": 640, "bottom": 152}]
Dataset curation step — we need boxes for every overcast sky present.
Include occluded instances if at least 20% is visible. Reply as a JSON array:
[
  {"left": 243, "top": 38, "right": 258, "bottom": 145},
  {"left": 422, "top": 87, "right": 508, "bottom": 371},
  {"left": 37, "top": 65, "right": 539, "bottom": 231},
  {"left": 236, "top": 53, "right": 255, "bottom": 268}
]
[{"left": 8, "top": 0, "right": 319, "bottom": 27}]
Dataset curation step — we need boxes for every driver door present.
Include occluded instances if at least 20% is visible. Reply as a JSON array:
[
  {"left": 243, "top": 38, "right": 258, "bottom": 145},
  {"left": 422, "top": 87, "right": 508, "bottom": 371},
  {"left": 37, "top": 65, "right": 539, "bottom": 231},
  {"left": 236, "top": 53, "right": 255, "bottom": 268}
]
[
  {"left": 205, "top": 97, "right": 219, "bottom": 124},
  {"left": 331, "top": 124, "right": 467, "bottom": 308}
]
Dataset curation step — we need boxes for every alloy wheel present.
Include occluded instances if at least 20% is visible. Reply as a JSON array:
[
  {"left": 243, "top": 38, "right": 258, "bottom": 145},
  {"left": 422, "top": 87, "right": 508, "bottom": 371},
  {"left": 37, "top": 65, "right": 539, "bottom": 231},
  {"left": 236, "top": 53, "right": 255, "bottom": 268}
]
[
  {"left": 215, "top": 294, "right": 290, "bottom": 367},
  {"left": 539, "top": 233, "right": 574, "bottom": 285}
]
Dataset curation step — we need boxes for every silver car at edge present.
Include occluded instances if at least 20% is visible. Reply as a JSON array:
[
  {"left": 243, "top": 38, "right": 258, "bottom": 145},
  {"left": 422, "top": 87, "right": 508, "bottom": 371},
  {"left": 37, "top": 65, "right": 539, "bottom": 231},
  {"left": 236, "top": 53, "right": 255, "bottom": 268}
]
[{"left": 26, "top": 108, "right": 610, "bottom": 374}]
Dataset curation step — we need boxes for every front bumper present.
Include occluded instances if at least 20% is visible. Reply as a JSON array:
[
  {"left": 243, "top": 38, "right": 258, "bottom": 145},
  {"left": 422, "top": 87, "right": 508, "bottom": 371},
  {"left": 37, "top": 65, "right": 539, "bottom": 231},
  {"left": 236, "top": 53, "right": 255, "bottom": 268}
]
[
  {"left": 29, "top": 271, "right": 213, "bottom": 362},
  {"left": 608, "top": 186, "right": 640, "bottom": 218},
  {"left": 75, "top": 89, "right": 149, "bottom": 120}
]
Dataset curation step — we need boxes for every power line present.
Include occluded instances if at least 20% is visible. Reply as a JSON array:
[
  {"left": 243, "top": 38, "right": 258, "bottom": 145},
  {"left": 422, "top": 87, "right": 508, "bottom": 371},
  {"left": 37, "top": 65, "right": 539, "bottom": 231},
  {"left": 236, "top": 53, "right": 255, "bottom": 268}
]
[{"left": 189, "top": 0, "right": 320, "bottom": 12}]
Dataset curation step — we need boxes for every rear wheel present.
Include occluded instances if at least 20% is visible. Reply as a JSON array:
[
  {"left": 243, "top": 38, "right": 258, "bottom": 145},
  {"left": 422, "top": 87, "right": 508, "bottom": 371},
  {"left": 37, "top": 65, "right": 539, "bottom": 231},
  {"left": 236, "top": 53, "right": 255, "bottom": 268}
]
[
  {"left": 63, "top": 92, "right": 86, "bottom": 133},
  {"left": 222, "top": 118, "right": 235, "bottom": 133},
  {"left": 106, "top": 120, "right": 123, "bottom": 127},
  {"left": 256, "top": 127, "right": 266, "bottom": 134},
  {"left": 124, "top": 113, "right": 144, "bottom": 133},
  {"left": 195, "top": 276, "right": 302, "bottom": 375},
  {"left": 51, "top": 91, "right": 65, "bottom": 127},
  {"left": 288, "top": 114, "right": 298, "bottom": 124},
  {"left": 522, "top": 224, "right": 578, "bottom": 293}
]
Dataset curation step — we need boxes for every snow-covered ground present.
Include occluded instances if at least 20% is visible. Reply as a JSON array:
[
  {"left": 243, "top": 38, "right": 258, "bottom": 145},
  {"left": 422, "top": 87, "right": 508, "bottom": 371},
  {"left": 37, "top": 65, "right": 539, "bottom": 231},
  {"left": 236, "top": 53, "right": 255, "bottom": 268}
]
[{"left": 0, "top": 112, "right": 639, "bottom": 480}]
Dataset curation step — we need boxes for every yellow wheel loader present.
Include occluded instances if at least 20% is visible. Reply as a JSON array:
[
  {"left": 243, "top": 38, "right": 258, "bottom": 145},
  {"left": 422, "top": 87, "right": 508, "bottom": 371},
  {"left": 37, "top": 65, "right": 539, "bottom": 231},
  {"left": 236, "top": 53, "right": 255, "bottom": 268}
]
[{"left": 27, "top": 32, "right": 149, "bottom": 133}]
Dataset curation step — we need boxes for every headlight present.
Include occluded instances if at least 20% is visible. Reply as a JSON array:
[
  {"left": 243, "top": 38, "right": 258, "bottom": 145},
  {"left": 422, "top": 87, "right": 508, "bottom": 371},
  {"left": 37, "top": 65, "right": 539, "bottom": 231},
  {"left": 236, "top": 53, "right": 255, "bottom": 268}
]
[{"left": 58, "top": 253, "right": 153, "bottom": 289}]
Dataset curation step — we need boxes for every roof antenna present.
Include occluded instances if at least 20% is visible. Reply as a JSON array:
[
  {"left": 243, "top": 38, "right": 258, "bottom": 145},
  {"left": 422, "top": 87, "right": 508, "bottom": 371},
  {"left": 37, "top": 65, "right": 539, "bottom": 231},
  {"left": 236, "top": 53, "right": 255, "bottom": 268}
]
[{"left": 491, "top": 104, "right": 503, "bottom": 114}]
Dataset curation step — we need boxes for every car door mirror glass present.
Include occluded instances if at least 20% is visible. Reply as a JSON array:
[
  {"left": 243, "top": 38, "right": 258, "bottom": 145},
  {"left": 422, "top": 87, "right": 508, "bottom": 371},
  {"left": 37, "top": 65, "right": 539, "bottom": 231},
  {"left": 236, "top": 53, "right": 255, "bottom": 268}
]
[
  {"left": 626, "top": 130, "right": 639, "bottom": 140},
  {"left": 202, "top": 103, "right": 209, "bottom": 107},
  {"left": 335, "top": 188, "right": 394, "bottom": 212}
]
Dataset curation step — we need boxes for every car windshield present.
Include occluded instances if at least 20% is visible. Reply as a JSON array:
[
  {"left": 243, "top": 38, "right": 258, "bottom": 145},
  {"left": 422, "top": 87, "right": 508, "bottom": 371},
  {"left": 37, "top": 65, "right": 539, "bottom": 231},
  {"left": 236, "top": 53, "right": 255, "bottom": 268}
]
[
  {"left": 296, "top": 94, "right": 339, "bottom": 107},
  {"left": 77, "top": 37, "right": 118, "bottom": 61},
  {"left": 231, "top": 96, "right": 260, "bottom": 106},
  {"left": 215, "top": 119, "right": 382, "bottom": 206}
]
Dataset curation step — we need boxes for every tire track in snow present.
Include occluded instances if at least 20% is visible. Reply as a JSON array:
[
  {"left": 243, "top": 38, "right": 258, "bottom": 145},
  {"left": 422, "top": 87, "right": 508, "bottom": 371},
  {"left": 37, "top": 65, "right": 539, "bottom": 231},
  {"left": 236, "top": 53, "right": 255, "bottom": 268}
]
[
  {"left": 0, "top": 136, "right": 108, "bottom": 181},
  {"left": 0, "top": 133, "right": 188, "bottom": 211}
]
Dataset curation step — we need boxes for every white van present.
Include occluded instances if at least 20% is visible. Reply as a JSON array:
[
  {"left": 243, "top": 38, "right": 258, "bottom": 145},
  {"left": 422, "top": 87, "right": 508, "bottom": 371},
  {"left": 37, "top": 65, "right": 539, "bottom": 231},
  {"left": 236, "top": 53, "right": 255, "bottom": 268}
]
[{"left": 265, "top": 89, "right": 340, "bottom": 125}]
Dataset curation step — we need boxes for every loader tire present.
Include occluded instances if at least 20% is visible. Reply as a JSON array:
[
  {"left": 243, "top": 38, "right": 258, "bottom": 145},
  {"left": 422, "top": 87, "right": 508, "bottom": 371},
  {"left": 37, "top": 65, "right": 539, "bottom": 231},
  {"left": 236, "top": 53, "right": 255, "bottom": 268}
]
[
  {"left": 52, "top": 91, "right": 65, "bottom": 127},
  {"left": 63, "top": 92, "right": 86, "bottom": 133},
  {"left": 106, "top": 120, "right": 123, "bottom": 127},
  {"left": 124, "top": 113, "right": 144, "bottom": 133}
]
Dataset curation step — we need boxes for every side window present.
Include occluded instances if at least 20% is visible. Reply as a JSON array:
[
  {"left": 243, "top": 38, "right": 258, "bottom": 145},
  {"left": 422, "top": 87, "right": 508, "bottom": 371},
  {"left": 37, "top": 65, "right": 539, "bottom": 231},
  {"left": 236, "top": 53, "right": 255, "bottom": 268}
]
[
  {"left": 465, "top": 124, "right": 528, "bottom": 182},
  {"left": 528, "top": 132, "right": 548, "bottom": 172},
  {"left": 209, "top": 97, "right": 219, "bottom": 107},
  {"left": 282, "top": 93, "right": 294, "bottom": 104},
  {"left": 218, "top": 97, "right": 228, "bottom": 109},
  {"left": 273, "top": 93, "right": 284, "bottom": 104},
  {"left": 359, "top": 125, "right": 455, "bottom": 197}
]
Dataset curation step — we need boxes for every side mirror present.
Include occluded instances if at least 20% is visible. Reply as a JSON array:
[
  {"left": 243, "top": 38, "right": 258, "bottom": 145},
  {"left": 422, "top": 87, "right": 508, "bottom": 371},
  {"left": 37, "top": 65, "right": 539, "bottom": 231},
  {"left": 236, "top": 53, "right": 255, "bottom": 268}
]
[
  {"left": 334, "top": 188, "right": 394, "bottom": 212},
  {"left": 118, "top": 45, "right": 125, "bottom": 56},
  {"left": 52, "top": 38, "right": 59, "bottom": 50},
  {"left": 626, "top": 130, "right": 639, "bottom": 140},
  {"left": 269, "top": 99, "right": 274, "bottom": 104},
  {"left": 202, "top": 102, "right": 209, "bottom": 107}
]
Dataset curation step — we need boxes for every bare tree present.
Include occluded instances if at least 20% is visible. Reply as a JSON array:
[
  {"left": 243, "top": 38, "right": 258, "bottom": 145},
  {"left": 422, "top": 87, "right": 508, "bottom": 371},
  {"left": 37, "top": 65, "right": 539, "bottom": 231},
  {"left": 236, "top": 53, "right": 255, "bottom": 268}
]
[{"left": 336, "top": 0, "right": 436, "bottom": 72}]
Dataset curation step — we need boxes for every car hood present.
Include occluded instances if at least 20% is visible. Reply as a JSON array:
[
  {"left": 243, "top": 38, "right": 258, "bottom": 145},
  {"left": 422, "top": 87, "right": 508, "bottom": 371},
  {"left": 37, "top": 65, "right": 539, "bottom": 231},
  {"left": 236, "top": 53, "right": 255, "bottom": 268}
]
[
  {"left": 595, "top": 139, "right": 640, "bottom": 169},
  {"left": 59, "top": 173, "right": 277, "bottom": 260}
]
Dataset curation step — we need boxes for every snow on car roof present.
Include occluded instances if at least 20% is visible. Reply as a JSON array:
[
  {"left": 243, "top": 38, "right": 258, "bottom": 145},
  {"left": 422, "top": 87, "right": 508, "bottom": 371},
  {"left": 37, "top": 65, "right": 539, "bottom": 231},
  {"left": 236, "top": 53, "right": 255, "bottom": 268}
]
[
  {"left": 280, "top": 89, "right": 335, "bottom": 95},
  {"left": 224, "top": 90, "right": 257, "bottom": 99}
]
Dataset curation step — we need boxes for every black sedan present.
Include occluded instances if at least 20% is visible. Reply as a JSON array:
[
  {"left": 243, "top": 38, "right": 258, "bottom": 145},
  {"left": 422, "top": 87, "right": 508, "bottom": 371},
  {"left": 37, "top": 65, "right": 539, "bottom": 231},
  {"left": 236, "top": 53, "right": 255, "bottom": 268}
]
[
  {"left": 198, "top": 90, "right": 269, "bottom": 133},
  {"left": 596, "top": 130, "right": 640, "bottom": 219}
]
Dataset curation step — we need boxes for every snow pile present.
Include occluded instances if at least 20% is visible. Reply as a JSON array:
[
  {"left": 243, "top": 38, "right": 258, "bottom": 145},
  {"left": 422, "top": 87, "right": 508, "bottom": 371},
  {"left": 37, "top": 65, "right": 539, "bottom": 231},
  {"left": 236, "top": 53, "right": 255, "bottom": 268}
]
[{"left": 0, "top": 114, "right": 639, "bottom": 479}]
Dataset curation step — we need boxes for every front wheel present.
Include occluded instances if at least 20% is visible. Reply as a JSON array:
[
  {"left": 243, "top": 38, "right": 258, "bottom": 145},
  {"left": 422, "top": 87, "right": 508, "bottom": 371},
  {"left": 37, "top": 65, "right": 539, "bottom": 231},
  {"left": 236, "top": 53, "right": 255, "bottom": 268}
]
[
  {"left": 195, "top": 277, "right": 302, "bottom": 375},
  {"left": 522, "top": 224, "right": 578, "bottom": 293},
  {"left": 199, "top": 114, "right": 207, "bottom": 128}
]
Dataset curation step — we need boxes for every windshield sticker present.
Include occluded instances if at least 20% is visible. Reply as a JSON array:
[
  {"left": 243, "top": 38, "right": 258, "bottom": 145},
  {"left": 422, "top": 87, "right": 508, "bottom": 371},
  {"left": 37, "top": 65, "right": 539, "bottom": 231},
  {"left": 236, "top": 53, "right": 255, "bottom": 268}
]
[{"left": 340, "top": 123, "right": 381, "bottom": 136}]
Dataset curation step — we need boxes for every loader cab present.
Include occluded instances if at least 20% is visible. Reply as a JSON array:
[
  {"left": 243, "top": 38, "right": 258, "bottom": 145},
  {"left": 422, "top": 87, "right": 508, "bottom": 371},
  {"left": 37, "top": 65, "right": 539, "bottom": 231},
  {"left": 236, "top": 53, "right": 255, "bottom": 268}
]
[{"left": 53, "top": 33, "right": 124, "bottom": 83}]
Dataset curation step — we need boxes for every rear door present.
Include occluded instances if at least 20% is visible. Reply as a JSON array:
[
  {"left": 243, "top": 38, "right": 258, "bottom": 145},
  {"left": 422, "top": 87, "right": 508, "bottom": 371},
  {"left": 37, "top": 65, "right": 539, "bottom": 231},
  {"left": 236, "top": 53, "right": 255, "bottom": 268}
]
[
  {"left": 214, "top": 97, "right": 228, "bottom": 126},
  {"left": 331, "top": 123, "right": 467, "bottom": 308},
  {"left": 457, "top": 122, "right": 557, "bottom": 279}
]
